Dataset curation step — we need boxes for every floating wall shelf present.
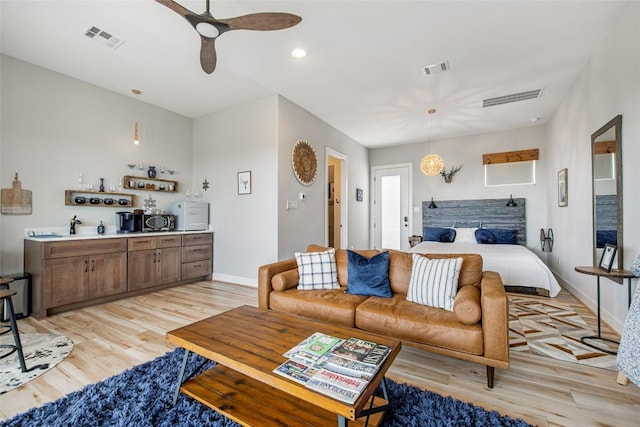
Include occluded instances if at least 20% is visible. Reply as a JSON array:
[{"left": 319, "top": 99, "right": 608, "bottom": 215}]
[
  {"left": 65, "top": 190, "right": 136, "bottom": 207},
  {"left": 123, "top": 175, "right": 178, "bottom": 193}
]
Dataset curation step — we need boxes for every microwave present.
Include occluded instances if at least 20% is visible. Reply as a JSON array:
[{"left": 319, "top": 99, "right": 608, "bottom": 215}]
[{"left": 141, "top": 214, "right": 175, "bottom": 232}]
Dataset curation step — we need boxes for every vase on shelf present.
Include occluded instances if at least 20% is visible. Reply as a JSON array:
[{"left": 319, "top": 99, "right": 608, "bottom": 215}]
[
  {"left": 99, "top": 178, "right": 105, "bottom": 192},
  {"left": 148, "top": 166, "right": 156, "bottom": 178}
]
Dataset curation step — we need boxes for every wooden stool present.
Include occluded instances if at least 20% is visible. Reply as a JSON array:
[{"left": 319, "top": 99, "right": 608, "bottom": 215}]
[{"left": 0, "top": 288, "right": 28, "bottom": 372}]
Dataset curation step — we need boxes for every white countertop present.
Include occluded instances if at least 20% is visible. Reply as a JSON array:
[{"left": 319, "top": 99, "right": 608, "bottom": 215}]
[{"left": 24, "top": 228, "right": 212, "bottom": 242}]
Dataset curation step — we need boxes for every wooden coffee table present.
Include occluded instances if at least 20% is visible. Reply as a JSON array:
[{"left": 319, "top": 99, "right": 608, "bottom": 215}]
[{"left": 166, "top": 305, "right": 401, "bottom": 427}]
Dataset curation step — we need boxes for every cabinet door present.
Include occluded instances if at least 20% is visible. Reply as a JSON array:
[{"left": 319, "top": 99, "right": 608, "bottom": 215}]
[
  {"left": 90, "top": 252, "right": 127, "bottom": 298},
  {"left": 43, "top": 257, "right": 89, "bottom": 308},
  {"left": 157, "top": 247, "right": 182, "bottom": 285},
  {"left": 128, "top": 250, "right": 157, "bottom": 291}
]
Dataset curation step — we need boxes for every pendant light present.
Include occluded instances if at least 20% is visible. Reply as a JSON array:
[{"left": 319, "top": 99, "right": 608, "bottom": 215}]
[{"left": 420, "top": 109, "right": 444, "bottom": 176}]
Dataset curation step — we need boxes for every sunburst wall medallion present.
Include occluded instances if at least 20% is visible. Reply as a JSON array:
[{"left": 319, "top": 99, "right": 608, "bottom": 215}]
[{"left": 292, "top": 140, "right": 318, "bottom": 186}]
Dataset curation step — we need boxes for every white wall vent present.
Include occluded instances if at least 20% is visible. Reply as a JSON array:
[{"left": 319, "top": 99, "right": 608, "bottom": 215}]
[
  {"left": 82, "top": 26, "right": 126, "bottom": 50},
  {"left": 423, "top": 61, "right": 450, "bottom": 76},
  {"left": 483, "top": 89, "right": 543, "bottom": 107}
]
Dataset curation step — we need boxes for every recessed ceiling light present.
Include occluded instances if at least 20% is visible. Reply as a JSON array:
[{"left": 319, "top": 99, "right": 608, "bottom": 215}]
[
  {"left": 131, "top": 89, "right": 142, "bottom": 95},
  {"left": 291, "top": 48, "right": 306, "bottom": 59}
]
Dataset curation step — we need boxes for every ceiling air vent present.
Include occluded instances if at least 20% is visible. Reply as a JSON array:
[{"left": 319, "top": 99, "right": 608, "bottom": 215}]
[
  {"left": 82, "top": 25, "right": 126, "bottom": 50},
  {"left": 423, "top": 61, "right": 450, "bottom": 76},
  {"left": 483, "top": 89, "right": 543, "bottom": 107}
]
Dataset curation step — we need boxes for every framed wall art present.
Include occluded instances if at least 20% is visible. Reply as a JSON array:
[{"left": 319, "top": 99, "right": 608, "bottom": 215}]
[
  {"left": 356, "top": 188, "right": 363, "bottom": 202},
  {"left": 237, "top": 171, "right": 251, "bottom": 195},
  {"left": 558, "top": 168, "right": 568, "bottom": 207},
  {"left": 599, "top": 243, "right": 617, "bottom": 272}
]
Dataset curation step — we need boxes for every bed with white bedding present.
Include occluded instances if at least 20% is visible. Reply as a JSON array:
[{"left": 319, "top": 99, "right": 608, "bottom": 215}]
[
  {"left": 418, "top": 197, "right": 561, "bottom": 297},
  {"left": 410, "top": 241, "right": 561, "bottom": 297}
]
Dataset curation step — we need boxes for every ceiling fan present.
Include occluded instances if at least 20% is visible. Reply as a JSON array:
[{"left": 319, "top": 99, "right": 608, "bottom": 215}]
[{"left": 155, "top": 0, "right": 302, "bottom": 74}]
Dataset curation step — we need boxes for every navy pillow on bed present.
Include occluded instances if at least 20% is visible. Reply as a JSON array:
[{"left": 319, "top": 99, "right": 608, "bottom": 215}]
[
  {"left": 424, "top": 227, "right": 456, "bottom": 243},
  {"left": 475, "top": 228, "right": 497, "bottom": 244},
  {"left": 345, "top": 250, "right": 392, "bottom": 297},
  {"left": 486, "top": 228, "right": 518, "bottom": 245}
]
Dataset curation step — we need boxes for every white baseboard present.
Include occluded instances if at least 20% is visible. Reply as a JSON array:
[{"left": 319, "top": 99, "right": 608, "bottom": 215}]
[
  {"left": 212, "top": 273, "right": 257, "bottom": 288},
  {"left": 551, "top": 268, "right": 623, "bottom": 334}
]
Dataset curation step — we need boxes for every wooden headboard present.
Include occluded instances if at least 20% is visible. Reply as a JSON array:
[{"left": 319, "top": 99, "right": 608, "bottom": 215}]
[{"left": 421, "top": 198, "right": 527, "bottom": 245}]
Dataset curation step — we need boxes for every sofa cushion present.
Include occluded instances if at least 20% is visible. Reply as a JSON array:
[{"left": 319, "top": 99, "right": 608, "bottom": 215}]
[
  {"left": 335, "top": 248, "right": 380, "bottom": 287},
  {"left": 295, "top": 248, "right": 339, "bottom": 290},
  {"left": 345, "top": 250, "right": 392, "bottom": 298},
  {"left": 271, "top": 269, "right": 299, "bottom": 292},
  {"left": 407, "top": 255, "right": 462, "bottom": 311},
  {"left": 269, "top": 288, "right": 368, "bottom": 327},
  {"left": 355, "top": 296, "right": 483, "bottom": 355},
  {"left": 453, "top": 285, "right": 482, "bottom": 324}
]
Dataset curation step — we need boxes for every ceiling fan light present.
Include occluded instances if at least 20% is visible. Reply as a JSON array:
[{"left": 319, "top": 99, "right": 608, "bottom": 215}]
[
  {"left": 420, "top": 154, "right": 444, "bottom": 176},
  {"left": 196, "top": 22, "right": 219, "bottom": 38}
]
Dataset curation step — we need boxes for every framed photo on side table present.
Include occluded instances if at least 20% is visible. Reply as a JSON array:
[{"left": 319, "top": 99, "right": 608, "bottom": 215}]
[
  {"left": 558, "top": 168, "right": 568, "bottom": 207},
  {"left": 237, "top": 171, "right": 252, "bottom": 195},
  {"left": 599, "top": 243, "right": 617, "bottom": 272}
]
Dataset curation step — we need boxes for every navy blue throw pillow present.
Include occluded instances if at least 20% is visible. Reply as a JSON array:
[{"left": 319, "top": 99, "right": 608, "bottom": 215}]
[
  {"left": 439, "top": 228, "right": 456, "bottom": 243},
  {"left": 345, "top": 250, "right": 392, "bottom": 298},
  {"left": 424, "top": 227, "right": 456, "bottom": 242},
  {"left": 475, "top": 229, "right": 497, "bottom": 244},
  {"left": 486, "top": 228, "right": 518, "bottom": 245}
]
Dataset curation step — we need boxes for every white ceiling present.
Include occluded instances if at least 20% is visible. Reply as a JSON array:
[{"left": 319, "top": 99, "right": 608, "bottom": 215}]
[{"left": 0, "top": 1, "right": 626, "bottom": 148}]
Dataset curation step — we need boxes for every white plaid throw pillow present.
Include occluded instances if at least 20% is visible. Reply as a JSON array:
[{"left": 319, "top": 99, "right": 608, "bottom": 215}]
[
  {"left": 407, "top": 254, "right": 462, "bottom": 311},
  {"left": 295, "top": 248, "right": 339, "bottom": 290}
]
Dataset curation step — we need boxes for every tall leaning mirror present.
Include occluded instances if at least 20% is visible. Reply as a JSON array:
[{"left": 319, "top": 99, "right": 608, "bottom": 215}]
[{"left": 592, "top": 115, "right": 623, "bottom": 278}]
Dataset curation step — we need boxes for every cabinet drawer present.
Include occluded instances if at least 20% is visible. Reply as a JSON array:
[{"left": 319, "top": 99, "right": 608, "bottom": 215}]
[
  {"left": 43, "top": 238, "right": 126, "bottom": 259},
  {"left": 182, "top": 260, "right": 212, "bottom": 280},
  {"left": 157, "top": 235, "right": 181, "bottom": 248},
  {"left": 128, "top": 237, "right": 157, "bottom": 251},
  {"left": 182, "top": 233, "right": 213, "bottom": 246},
  {"left": 182, "top": 244, "right": 213, "bottom": 263}
]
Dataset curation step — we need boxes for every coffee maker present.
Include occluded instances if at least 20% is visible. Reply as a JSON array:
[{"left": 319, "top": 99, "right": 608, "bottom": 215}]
[{"left": 116, "top": 211, "right": 139, "bottom": 233}]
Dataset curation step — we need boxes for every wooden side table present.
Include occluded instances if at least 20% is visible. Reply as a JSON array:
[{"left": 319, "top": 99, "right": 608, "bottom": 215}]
[{"left": 574, "top": 266, "right": 635, "bottom": 355}]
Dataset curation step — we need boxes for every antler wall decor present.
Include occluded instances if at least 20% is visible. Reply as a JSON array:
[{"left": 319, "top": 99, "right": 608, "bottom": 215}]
[{"left": 440, "top": 165, "right": 462, "bottom": 183}]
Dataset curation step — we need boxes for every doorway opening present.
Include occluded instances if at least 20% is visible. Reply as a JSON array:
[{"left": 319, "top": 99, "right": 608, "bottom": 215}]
[{"left": 327, "top": 149, "right": 347, "bottom": 248}]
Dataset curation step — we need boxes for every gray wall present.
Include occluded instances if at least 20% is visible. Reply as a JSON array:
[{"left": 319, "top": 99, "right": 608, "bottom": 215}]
[
  {"left": 192, "top": 96, "right": 279, "bottom": 285},
  {"left": 369, "top": 125, "right": 549, "bottom": 256},
  {"left": 277, "top": 96, "right": 370, "bottom": 259},
  {"left": 545, "top": 1, "right": 640, "bottom": 332},
  {"left": 0, "top": 55, "right": 193, "bottom": 274}
]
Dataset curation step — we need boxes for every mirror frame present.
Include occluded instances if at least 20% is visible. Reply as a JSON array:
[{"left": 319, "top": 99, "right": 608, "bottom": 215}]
[{"left": 591, "top": 114, "right": 623, "bottom": 276}]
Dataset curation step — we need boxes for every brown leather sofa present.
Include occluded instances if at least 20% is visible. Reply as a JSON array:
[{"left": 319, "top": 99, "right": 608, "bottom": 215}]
[{"left": 258, "top": 244, "right": 509, "bottom": 388}]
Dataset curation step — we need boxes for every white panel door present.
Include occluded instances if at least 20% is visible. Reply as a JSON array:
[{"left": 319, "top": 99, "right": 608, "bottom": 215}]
[{"left": 372, "top": 166, "right": 410, "bottom": 250}]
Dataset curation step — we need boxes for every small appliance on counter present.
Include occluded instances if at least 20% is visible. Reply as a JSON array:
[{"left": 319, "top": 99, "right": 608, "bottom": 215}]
[
  {"left": 116, "top": 211, "right": 139, "bottom": 233},
  {"left": 171, "top": 201, "right": 209, "bottom": 231},
  {"left": 141, "top": 214, "right": 175, "bottom": 232}
]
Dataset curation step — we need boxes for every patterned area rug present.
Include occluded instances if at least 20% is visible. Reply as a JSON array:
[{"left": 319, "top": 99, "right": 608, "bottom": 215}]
[
  {"left": 509, "top": 296, "right": 617, "bottom": 370},
  {"left": 0, "top": 333, "right": 74, "bottom": 394}
]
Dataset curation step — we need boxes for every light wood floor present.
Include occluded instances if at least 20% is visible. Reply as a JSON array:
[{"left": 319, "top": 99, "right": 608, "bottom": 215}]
[{"left": 1, "top": 282, "right": 638, "bottom": 426}]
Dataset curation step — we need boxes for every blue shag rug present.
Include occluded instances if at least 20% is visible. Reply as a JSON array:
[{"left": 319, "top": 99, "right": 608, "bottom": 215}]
[{"left": 2, "top": 348, "right": 531, "bottom": 427}]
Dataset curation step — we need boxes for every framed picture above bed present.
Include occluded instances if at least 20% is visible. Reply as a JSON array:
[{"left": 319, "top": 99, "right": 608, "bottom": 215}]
[{"left": 558, "top": 168, "right": 568, "bottom": 207}]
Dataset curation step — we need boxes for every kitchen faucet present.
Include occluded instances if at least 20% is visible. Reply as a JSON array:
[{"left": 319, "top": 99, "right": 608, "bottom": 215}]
[{"left": 70, "top": 215, "right": 82, "bottom": 235}]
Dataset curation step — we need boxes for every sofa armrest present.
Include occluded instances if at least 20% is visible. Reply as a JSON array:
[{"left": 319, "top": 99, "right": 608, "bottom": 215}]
[
  {"left": 480, "top": 271, "right": 509, "bottom": 367},
  {"left": 258, "top": 258, "right": 298, "bottom": 309}
]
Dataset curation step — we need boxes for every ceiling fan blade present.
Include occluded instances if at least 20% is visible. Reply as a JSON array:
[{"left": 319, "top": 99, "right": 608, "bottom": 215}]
[
  {"left": 155, "top": 0, "right": 195, "bottom": 19},
  {"left": 200, "top": 36, "right": 217, "bottom": 74},
  {"left": 220, "top": 13, "right": 302, "bottom": 31}
]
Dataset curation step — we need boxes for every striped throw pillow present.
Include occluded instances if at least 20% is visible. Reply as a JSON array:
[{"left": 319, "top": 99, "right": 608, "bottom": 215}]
[
  {"left": 407, "top": 254, "right": 463, "bottom": 311},
  {"left": 295, "top": 248, "right": 339, "bottom": 290}
]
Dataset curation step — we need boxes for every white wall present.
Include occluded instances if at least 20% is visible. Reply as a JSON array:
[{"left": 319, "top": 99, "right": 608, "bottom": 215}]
[
  {"left": 546, "top": 2, "right": 640, "bottom": 332},
  {"left": 192, "top": 96, "right": 279, "bottom": 286},
  {"left": 369, "top": 126, "right": 549, "bottom": 255},
  {"left": 0, "top": 55, "right": 192, "bottom": 275},
  {"left": 276, "top": 96, "right": 370, "bottom": 258}
]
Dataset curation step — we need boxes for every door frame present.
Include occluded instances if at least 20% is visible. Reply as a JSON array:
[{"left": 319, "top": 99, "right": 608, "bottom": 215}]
[
  {"left": 370, "top": 163, "right": 413, "bottom": 250},
  {"left": 326, "top": 148, "right": 348, "bottom": 248}
]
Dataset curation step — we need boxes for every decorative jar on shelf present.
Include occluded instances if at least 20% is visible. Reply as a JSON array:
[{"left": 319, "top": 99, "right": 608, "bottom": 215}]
[{"left": 147, "top": 166, "right": 157, "bottom": 178}]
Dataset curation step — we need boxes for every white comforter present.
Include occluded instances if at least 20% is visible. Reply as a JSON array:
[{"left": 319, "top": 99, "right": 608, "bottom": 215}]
[{"left": 410, "top": 242, "right": 561, "bottom": 297}]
